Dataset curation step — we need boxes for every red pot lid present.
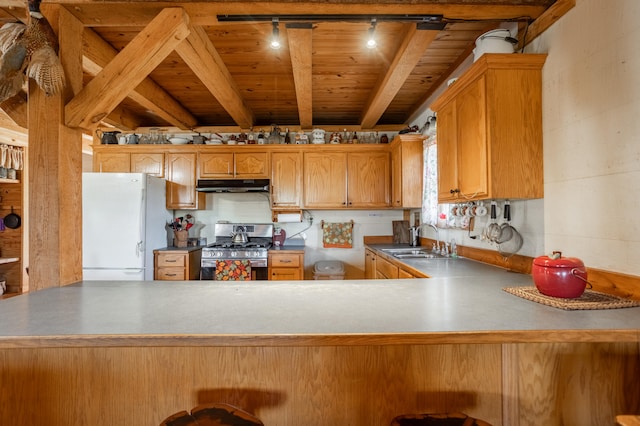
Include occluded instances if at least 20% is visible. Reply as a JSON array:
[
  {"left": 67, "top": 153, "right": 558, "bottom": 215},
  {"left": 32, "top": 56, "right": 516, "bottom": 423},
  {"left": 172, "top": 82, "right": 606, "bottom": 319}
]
[{"left": 533, "top": 251, "right": 584, "bottom": 268}]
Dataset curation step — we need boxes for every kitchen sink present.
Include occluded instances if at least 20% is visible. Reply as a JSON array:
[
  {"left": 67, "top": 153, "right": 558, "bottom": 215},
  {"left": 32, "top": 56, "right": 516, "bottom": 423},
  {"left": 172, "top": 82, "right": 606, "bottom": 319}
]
[{"left": 380, "top": 248, "right": 449, "bottom": 259}]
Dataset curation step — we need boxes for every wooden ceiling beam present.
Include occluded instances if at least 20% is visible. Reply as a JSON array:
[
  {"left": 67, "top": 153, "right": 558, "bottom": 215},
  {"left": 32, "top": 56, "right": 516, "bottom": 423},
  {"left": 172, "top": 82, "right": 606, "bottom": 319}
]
[
  {"left": 175, "top": 23, "right": 254, "bottom": 128},
  {"left": 360, "top": 25, "right": 439, "bottom": 128},
  {"left": 82, "top": 28, "right": 198, "bottom": 130},
  {"left": 101, "top": 105, "right": 141, "bottom": 131},
  {"left": 64, "top": 8, "right": 190, "bottom": 130},
  {"left": 0, "top": 92, "right": 28, "bottom": 129},
  {"left": 60, "top": 3, "right": 549, "bottom": 27},
  {"left": 287, "top": 25, "right": 313, "bottom": 129},
  {"left": 524, "top": 0, "right": 575, "bottom": 44}
]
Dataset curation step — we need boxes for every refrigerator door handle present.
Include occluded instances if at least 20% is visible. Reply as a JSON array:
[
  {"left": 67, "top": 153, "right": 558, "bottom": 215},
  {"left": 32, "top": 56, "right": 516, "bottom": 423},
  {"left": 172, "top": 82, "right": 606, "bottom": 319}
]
[{"left": 137, "top": 188, "right": 146, "bottom": 258}]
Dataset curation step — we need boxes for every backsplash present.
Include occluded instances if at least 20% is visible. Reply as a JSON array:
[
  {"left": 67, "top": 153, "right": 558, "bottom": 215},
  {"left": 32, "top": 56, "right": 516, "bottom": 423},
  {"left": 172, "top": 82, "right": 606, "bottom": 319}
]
[{"left": 175, "top": 193, "right": 407, "bottom": 277}]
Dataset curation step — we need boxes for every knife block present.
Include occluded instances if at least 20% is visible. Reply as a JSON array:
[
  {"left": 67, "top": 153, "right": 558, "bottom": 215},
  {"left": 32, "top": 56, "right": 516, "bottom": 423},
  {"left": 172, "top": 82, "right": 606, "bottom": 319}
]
[{"left": 173, "top": 230, "right": 188, "bottom": 248}]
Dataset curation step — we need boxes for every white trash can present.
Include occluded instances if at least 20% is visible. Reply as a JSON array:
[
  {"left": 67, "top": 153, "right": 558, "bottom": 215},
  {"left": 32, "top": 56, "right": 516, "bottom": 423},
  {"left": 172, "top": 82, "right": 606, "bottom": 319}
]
[{"left": 313, "top": 261, "right": 345, "bottom": 280}]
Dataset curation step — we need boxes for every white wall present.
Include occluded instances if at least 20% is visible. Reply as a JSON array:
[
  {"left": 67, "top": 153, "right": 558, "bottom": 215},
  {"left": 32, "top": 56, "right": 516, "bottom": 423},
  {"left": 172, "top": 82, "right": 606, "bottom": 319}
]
[
  {"left": 176, "top": 193, "right": 406, "bottom": 277},
  {"left": 530, "top": 0, "right": 640, "bottom": 276}
]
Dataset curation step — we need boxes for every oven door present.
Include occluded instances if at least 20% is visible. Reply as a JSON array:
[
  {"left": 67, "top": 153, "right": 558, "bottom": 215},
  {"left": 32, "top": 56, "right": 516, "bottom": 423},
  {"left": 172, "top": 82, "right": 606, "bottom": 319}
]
[{"left": 201, "top": 259, "right": 267, "bottom": 281}]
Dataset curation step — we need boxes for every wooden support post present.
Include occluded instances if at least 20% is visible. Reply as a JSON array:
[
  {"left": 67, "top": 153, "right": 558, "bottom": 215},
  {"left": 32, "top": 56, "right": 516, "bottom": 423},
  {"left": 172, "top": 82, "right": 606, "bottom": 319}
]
[{"left": 28, "top": 6, "right": 84, "bottom": 290}]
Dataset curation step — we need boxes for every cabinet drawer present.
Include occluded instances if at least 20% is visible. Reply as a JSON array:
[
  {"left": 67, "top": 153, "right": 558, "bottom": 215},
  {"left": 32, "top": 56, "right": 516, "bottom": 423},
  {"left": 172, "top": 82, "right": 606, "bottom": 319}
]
[
  {"left": 156, "top": 267, "right": 185, "bottom": 280},
  {"left": 376, "top": 256, "right": 398, "bottom": 279},
  {"left": 269, "top": 253, "right": 301, "bottom": 267},
  {"left": 270, "top": 268, "right": 303, "bottom": 281},
  {"left": 157, "top": 253, "right": 186, "bottom": 267}
]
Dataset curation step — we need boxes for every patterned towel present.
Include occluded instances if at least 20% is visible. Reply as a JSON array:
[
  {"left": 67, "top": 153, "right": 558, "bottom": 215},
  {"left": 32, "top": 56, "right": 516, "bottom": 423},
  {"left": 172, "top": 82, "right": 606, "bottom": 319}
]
[
  {"left": 215, "top": 260, "right": 251, "bottom": 281},
  {"left": 322, "top": 221, "right": 354, "bottom": 248}
]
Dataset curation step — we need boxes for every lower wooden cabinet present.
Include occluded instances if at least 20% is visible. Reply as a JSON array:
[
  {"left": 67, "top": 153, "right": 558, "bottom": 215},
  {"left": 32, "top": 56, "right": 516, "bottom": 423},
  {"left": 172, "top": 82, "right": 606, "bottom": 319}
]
[
  {"left": 365, "top": 247, "right": 427, "bottom": 279},
  {"left": 154, "top": 249, "right": 202, "bottom": 280},
  {"left": 268, "top": 251, "right": 304, "bottom": 280},
  {"left": 375, "top": 255, "right": 399, "bottom": 279},
  {"left": 364, "top": 248, "right": 377, "bottom": 279}
]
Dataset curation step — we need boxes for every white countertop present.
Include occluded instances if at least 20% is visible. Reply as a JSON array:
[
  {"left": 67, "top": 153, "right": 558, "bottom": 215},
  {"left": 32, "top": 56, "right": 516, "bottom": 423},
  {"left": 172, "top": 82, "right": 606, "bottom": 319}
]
[{"left": 1, "top": 255, "right": 638, "bottom": 348}]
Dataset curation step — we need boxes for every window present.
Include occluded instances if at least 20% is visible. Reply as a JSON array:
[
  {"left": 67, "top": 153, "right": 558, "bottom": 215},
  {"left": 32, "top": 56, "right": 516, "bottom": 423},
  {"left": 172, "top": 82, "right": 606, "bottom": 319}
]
[{"left": 422, "top": 119, "right": 438, "bottom": 226}]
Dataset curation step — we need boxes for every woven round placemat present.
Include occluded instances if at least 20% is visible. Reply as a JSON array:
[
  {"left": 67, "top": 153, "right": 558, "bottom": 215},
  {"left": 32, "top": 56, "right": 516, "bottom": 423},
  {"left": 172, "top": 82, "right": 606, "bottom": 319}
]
[{"left": 503, "top": 286, "right": 640, "bottom": 310}]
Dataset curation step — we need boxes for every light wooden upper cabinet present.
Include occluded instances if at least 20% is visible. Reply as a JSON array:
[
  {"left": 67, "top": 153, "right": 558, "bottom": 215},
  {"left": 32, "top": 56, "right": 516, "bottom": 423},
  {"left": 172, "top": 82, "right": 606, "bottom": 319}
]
[
  {"left": 390, "top": 135, "right": 424, "bottom": 208},
  {"left": 236, "top": 152, "right": 269, "bottom": 177},
  {"left": 271, "top": 151, "right": 302, "bottom": 209},
  {"left": 92, "top": 144, "right": 396, "bottom": 211},
  {"left": 131, "top": 153, "right": 164, "bottom": 177},
  {"left": 93, "top": 151, "right": 164, "bottom": 177},
  {"left": 166, "top": 152, "right": 206, "bottom": 210},
  {"left": 93, "top": 152, "right": 130, "bottom": 173},
  {"left": 198, "top": 151, "right": 268, "bottom": 178},
  {"left": 431, "top": 53, "right": 547, "bottom": 202},
  {"left": 303, "top": 151, "right": 347, "bottom": 208},
  {"left": 347, "top": 151, "right": 390, "bottom": 208},
  {"left": 303, "top": 148, "right": 390, "bottom": 209},
  {"left": 199, "top": 152, "right": 234, "bottom": 177}
]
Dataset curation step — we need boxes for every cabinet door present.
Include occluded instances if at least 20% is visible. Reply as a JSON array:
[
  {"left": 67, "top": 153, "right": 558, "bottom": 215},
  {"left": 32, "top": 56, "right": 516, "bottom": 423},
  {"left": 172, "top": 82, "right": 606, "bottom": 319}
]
[
  {"left": 456, "top": 76, "right": 488, "bottom": 199},
  {"left": 166, "top": 152, "right": 204, "bottom": 209},
  {"left": 398, "top": 268, "right": 415, "bottom": 279},
  {"left": 364, "top": 249, "right": 377, "bottom": 279},
  {"left": 131, "top": 153, "right": 164, "bottom": 177},
  {"left": 376, "top": 256, "right": 398, "bottom": 279},
  {"left": 437, "top": 101, "right": 459, "bottom": 201},
  {"left": 347, "top": 152, "right": 390, "bottom": 207},
  {"left": 303, "top": 152, "right": 347, "bottom": 208},
  {"left": 391, "top": 143, "right": 403, "bottom": 207},
  {"left": 93, "top": 152, "right": 130, "bottom": 173},
  {"left": 391, "top": 137, "right": 424, "bottom": 208},
  {"left": 199, "top": 152, "right": 234, "bottom": 178},
  {"left": 271, "top": 151, "right": 301, "bottom": 208},
  {"left": 235, "top": 152, "right": 269, "bottom": 178}
]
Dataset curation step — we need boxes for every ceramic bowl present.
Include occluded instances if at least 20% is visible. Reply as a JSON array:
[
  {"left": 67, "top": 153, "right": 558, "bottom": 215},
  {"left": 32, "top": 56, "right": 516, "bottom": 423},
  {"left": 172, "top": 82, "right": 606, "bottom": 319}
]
[{"left": 169, "top": 137, "right": 190, "bottom": 145}]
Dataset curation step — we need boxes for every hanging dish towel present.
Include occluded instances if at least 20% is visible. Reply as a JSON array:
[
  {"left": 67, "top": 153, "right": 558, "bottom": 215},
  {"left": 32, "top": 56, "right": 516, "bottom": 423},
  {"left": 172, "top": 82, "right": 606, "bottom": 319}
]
[
  {"left": 322, "top": 220, "right": 354, "bottom": 248},
  {"left": 215, "top": 260, "right": 251, "bottom": 281}
]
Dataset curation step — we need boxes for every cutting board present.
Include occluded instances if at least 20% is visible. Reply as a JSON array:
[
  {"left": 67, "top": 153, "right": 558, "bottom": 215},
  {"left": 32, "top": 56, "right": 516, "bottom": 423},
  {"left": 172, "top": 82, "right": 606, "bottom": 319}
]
[{"left": 392, "top": 220, "right": 410, "bottom": 244}]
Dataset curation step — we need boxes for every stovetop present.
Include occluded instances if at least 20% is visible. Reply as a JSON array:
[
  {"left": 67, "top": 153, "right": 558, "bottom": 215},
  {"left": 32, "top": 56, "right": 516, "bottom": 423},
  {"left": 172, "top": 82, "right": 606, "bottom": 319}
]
[
  {"left": 206, "top": 240, "right": 271, "bottom": 249},
  {"left": 202, "top": 243, "right": 270, "bottom": 260},
  {"left": 202, "top": 223, "right": 274, "bottom": 260}
]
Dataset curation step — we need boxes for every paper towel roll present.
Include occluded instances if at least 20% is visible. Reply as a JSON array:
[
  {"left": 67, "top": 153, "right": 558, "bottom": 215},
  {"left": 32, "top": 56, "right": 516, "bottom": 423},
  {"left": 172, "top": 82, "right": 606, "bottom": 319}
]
[{"left": 277, "top": 213, "right": 302, "bottom": 223}]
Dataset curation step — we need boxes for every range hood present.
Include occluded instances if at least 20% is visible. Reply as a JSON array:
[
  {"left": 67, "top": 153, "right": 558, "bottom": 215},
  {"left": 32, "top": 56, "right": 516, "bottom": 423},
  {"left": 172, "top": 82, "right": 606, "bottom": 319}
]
[{"left": 196, "top": 179, "right": 270, "bottom": 193}]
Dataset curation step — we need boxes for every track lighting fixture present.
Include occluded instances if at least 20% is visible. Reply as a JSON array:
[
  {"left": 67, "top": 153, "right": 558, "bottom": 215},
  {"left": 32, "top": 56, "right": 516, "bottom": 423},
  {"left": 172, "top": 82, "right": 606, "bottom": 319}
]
[
  {"left": 366, "top": 19, "right": 377, "bottom": 49},
  {"left": 270, "top": 18, "right": 281, "bottom": 49}
]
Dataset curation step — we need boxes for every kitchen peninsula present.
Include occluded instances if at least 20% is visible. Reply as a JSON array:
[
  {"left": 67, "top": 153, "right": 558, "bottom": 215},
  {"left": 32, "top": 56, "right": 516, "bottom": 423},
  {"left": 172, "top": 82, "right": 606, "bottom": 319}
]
[{"left": 1, "top": 261, "right": 638, "bottom": 425}]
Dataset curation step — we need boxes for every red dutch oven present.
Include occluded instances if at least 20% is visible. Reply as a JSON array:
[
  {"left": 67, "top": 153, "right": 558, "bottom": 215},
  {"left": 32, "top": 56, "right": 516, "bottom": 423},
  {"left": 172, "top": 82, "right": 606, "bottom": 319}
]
[{"left": 532, "top": 251, "right": 591, "bottom": 298}]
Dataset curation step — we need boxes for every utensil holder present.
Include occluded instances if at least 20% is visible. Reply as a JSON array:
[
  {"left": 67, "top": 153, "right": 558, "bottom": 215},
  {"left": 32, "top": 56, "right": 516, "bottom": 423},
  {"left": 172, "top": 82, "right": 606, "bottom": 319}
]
[{"left": 173, "top": 230, "right": 188, "bottom": 248}]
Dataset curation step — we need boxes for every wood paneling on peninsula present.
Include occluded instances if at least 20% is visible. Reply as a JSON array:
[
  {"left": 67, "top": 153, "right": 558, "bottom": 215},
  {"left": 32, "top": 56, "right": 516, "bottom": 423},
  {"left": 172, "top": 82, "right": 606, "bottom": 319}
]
[{"left": 0, "top": 341, "right": 636, "bottom": 425}]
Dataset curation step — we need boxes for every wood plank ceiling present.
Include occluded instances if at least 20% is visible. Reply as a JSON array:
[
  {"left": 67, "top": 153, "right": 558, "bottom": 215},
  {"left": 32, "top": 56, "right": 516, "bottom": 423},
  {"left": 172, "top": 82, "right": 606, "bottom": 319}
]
[{"left": 0, "top": 0, "right": 568, "bottom": 133}]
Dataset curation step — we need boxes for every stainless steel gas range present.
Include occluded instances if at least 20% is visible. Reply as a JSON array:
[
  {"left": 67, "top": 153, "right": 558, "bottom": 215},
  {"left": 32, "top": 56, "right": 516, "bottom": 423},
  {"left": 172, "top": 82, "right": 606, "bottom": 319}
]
[{"left": 200, "top": 223, "right": 273, "bottom": 280}]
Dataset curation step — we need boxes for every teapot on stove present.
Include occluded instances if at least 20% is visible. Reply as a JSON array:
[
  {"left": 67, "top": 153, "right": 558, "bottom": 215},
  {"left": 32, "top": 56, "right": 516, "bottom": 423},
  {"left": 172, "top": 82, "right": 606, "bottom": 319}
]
[{"left": 231, "top": 229, "right": 248, "bottom": 244}]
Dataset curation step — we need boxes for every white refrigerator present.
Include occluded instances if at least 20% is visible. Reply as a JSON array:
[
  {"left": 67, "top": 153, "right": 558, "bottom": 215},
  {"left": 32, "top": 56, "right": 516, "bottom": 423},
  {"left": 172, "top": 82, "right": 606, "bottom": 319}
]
[{"left": 82, "top": 173, "right": 171, "bottom": 280}]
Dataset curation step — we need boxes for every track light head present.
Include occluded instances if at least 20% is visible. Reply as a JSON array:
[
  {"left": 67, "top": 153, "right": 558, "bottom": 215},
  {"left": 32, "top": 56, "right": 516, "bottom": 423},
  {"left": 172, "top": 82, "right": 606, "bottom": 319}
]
[
  {"left": 366, "top": 19, "right": 377, "bottom": 49},
  {"left": 270, "top": 18, "right": 281, "bottom": 49}
]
